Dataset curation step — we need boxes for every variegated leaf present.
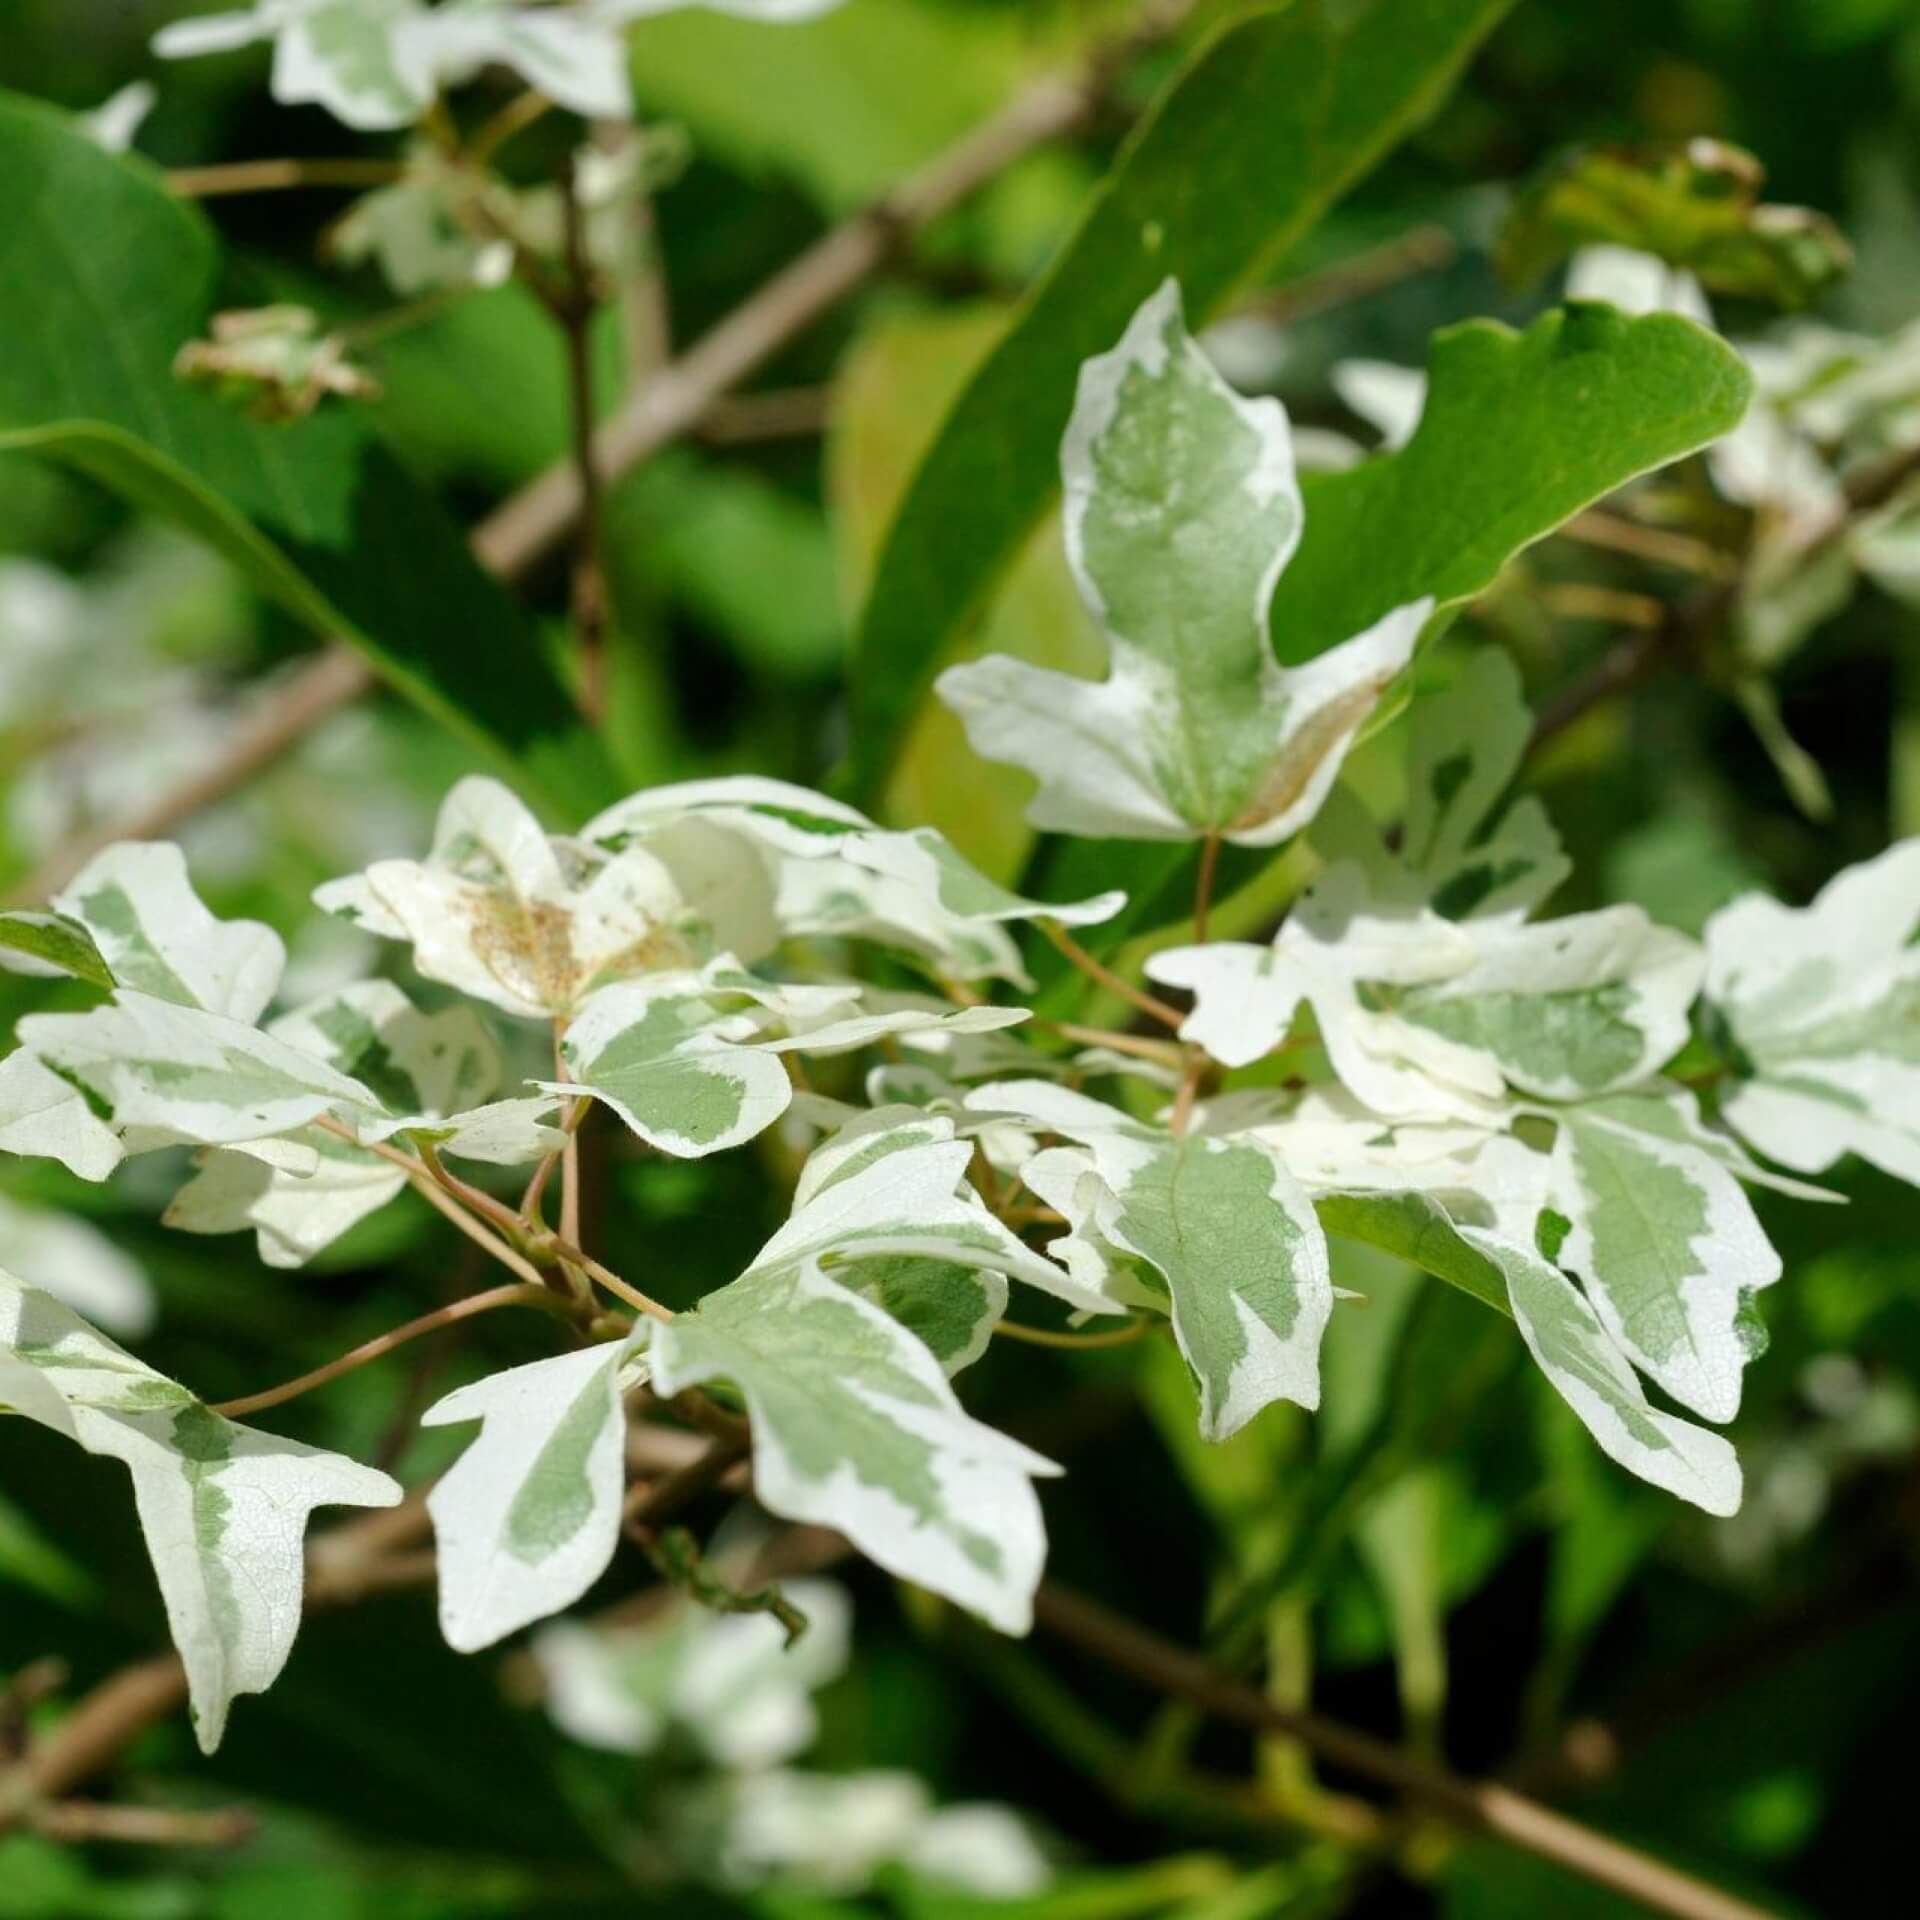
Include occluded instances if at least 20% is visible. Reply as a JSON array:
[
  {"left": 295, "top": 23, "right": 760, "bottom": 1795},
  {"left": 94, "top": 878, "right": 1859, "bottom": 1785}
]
[
  {"left": 936, "top": 280, "right": 1429, "bottom": 846},
  {"left": 1460, "top": 1229, "right": 1741, "bottom": 1514},
  {"left": 1312, "top": 648, "right": 1570, "bottom": 924},
  {"left": 0, "top": 1048, "right": 123, "bottom": 1182},
  {"left": 584, "top": 775, "right": 1121, "bottom": 987},
  {"left": 970, "top": 1082, "right": 1333, "bottom": 1441},
  {"left": 18, "top": 991, "right": 388, "bottom": 1151},
  {"left": 315, "top": 776, "right": 724, "bottom": 1021},
  {"left": 1472, "top": 1116, "right": 1779, "bottom": 1425},
  {"left": 0, "top": 1271, "right": 400, "bottom": 1750},
  {"left": 1705, "top": 839, "right": 1920, "bottom": 1187},
  {"left": 647, "top": 1256, "right": 1057, "bottom": 1635},
  {"left": 423, "top": 1333, "right": 642, "bottom": 1652}
]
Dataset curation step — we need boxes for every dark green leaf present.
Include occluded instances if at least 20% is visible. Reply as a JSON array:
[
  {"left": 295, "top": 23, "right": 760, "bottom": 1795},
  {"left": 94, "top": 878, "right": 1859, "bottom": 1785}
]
[{"left": 0, "top": 92, "right": 615, "bottom": 816}]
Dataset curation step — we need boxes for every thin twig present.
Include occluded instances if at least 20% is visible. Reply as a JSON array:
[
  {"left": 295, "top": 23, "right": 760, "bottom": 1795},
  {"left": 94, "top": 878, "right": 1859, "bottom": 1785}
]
[
  {"left": 1540, "top": 584, "right": 1668, "bottom": 630},
  {"left": 465, "top": 3, "right": 1193, "bottom": 583},
  {"left": 994, "top": 1315, "right": 1155, "bottom": 1351},
  {"left": 1244, "top": 223, "right": 1457, "bottom": 327},
  {"left": 624, "top": 1434, "right": 751, "bottom": 1536},
  {"left": 1033, "top": 1581, "right": 1781, "bottom": 1920},
  {"left": 167, "top": 157, "right": 403, "bottom": 197},
  {"left": 209, "top": 1283, "right": 565, "bottom": 1419},
  {"left": 1561, "top": 511, "right": 1736, "bottom": 579},
  {"left": 1, "top": 650, "right": 373, "bottom": 906},
  {"left": 696, "top": 386, "right": 831, "bottom": 445},
  {"left": 558, "top": 152, "right": 612, "bottom": 728},
  {"left": 1034, "top": 1018, "right": 1186, "bottom": 1066},
  {"left": 32, "top": 1800, "right": 257, "bottom": 1848},
  {"left": 1040, "top": 920, "right": 1187, "bottom": 1030},
  {"left": 466, "top": 88, "right": 553, "bottom": 167}
]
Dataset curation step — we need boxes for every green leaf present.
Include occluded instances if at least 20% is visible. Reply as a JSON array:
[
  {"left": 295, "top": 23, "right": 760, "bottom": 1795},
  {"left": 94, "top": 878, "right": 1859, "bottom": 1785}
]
[
  {"left": 0, "top": 92, "right": 614, "bottom": 814},
  {"left": 0, "top": 912, "right": 113, "bottom": 992},
  {"left": 845, "top": 0, "right": 1516, "bottom": 799},
  {"left": 1264, "top": 303, "right": 1754, "bottom": 666},
  {"left": 1314, "top": 1190, "right": 1512, "bottom": 1319},
  {"left": 1496, "top": 139, "right": 1852, "bottom": 310},
  {"left": 0, "top": 1271, "right": 401, "bottom": 1751}
]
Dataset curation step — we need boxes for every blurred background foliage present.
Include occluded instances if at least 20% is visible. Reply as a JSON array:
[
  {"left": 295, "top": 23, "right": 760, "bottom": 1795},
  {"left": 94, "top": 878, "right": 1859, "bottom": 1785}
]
[{"left": 3, "top": 1, "right": 1920, "bottom": 1915}]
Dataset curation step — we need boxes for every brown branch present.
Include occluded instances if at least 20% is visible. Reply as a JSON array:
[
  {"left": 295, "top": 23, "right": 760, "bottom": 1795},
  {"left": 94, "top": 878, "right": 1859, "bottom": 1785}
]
[
  {"left": 1242, "top": 223, "right": 1457, "bottom": 327},
  {"left": 464, "top": 1, "right": 1192, "bottom": 584},
  {"left": 1561, "top": 511, "right": 1736, "bottom": 580},
  {"left": 32, "top": 1800, "right": 257, "bottom": 1848},
  {"left": 1032, "top": 1581, "right": 1781, "bottom": 1920},
  {"left": 1039, "top": 920, "right": 1188, "bottom": 1030},
  {"left": 208, "top": 1282, "right": 564, "bottom": 1418},
  {"left": 167, "top": 158, "right": 403, "bottom": 197},
  {"left": 558, "top": 153, "right": 612, "bottom": 729},
  {"left": 1, "top": 650, "right": 374, "bottom": 906},
  {"left": 623, "top": 1434, "right": 752, "bottom": 1539}
]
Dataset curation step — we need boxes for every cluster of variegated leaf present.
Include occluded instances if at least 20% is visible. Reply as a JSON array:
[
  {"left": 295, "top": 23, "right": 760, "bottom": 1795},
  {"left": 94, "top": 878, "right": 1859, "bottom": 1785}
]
[
  {"left": 0, "top": 775, "right": 1114, "bottom": 1740},
  {"left": 153, "top": 0, "right": 845, "bottom": 130},
  {"left": 5, "top": 273, "right": 1917, "bottom": 1769}
]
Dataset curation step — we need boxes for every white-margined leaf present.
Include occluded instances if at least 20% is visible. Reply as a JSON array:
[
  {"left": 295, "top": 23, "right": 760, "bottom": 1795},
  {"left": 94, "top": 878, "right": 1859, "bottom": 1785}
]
[
  {"left": 1390, "top": 906, "right": 1703, "bottom": 1103},
  {"left": 549, "top": 974, "right": 795, "bottom": 1159},
  {"left": 584, "top": 775, "right": 1121, "bottom": 987},
  {"left": 1148, "top": 863, "right": 1492, "bottom": 1118},
  {"left": 315, "top": 776, "right": 730, "bottom": 1021},
  {"left": 969, "top": 1081, "right": 1333, "bottom": 1441},
  {"left": 422, "top": 1332, "right": 642, "bottom": 1653},
  {"left": 0, "top": 1048, "right": 123, "bottom": 1182},
  {"left": 1153, "top": 875, "right": 1699, "bottom": 1113},
  {"left": 165, "top": 982, "right": 563, "bottom": 1265},
  {"left": 0, "top": 1271, "right": 400, "bottom": 1750},
  {"left": 51, "top": 842, "right": 285, "bottom": 1020},
  {"left": 18, "top": 991, "right": 388, "bottom": 1152},
  {"left": 1459, "top": 1228, "right": 1741, "bottom": 1515},
  {"left": 155, "top": 0, "right": 628, "bottom": 129},
  {"left": 646, "top": 1256, "right": 1057, "bottom": 1635},
  {"left": 1705, "top": 839, "right": 1920, "bottom": 1187},
  {"left": 936, "top": 280, "right": 1429, "bottom": 846},
  {"left": 765, "top": 1115, "right": 1097, "bottom": 1315},
  {"left": 1539, "top": 1108, "right": 1781, "bottom": 1424},
  {"left": 554, "top": 966, "right": 1028, "bottom": 1160}
]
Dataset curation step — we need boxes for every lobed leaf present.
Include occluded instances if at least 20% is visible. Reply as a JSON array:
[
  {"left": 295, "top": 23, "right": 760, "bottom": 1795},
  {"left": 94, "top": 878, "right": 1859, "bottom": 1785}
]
[{"left": 0, "top": 1271, "right": 400, "bottom": 1750}]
